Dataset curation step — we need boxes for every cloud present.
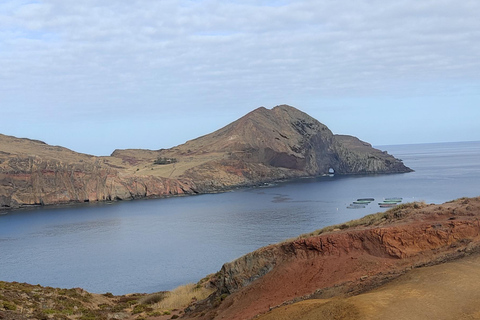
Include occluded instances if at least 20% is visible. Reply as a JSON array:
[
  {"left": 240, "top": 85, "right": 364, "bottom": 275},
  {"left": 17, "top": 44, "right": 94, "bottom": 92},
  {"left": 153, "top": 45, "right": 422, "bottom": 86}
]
[{"left": 1, "top": 0, "right": 479, "bottom": 153}]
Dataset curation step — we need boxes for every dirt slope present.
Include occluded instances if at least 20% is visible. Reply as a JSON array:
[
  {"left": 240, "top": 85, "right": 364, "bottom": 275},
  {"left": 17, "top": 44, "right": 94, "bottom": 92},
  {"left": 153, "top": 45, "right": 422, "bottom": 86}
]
[{"left": 257, "top": 253, "right": 480, "bottom": 320}]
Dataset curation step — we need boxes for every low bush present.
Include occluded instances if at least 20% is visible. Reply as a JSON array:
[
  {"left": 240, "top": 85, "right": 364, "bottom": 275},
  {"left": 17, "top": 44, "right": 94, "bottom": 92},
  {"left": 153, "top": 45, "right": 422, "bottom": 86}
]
[
  {"left": 2, "top": 300, "right": 17, "bottom": 311},
  {"left": 154, "top": 283, "right": 214, "bottom": 310},
  {"left": 139, "top": 292, "right": 167, "bottom": 305},
  {"left": 153, "top": 157, "right": 177, "bottom": 165}
]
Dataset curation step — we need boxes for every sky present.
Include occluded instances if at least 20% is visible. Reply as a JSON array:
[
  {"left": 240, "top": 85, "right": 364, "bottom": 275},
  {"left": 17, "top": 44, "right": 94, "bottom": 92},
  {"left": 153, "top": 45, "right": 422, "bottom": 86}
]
[{"left": 1, "top": 0, "right": 479, "bottom": 156}]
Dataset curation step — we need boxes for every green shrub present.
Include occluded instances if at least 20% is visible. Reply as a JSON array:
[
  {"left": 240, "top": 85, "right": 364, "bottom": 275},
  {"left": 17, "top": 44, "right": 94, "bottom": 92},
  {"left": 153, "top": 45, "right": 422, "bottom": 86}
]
[
  {"left": 148, "top": 311, "right": 163, "bottom": 316},
  {"left": 220, "top": 293, "right": 228, "bottom": 301},
  {"left": 153, "top": 157, "right": 177, "bottom": 165},
  {"left": 132, "top": 304, "right": 147, "bottom": 314},
  {"left": 139, "top": 292, "right": 167, "bottom": 305},
  {"left": 2, "top": 300, "right": 17, "bottom": 310},
  {"left": 42, "top": 309, "right": 57, "bottom": 314}
]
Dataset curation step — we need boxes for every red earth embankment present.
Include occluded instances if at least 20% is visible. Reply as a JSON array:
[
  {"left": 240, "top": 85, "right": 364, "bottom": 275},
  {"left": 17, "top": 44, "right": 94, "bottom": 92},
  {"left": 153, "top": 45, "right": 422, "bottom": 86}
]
[{"left": 185, "top": 197, "right": 480, "bottom": 320}]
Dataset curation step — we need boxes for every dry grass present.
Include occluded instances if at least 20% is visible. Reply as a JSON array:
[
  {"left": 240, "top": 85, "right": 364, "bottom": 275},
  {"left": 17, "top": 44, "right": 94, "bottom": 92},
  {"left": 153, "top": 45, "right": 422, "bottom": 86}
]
[
  {"left": 154, "top": 283, "right": 215, "bottom": 310},
  {"left": 0, "top": 281, "right": 121, "bottom": 320},
  {"left": 134, "top": 152, "right": 226, "bottom": 178},
  {"left": 138, "top": 292, "right": 168, "bottom": 305}
]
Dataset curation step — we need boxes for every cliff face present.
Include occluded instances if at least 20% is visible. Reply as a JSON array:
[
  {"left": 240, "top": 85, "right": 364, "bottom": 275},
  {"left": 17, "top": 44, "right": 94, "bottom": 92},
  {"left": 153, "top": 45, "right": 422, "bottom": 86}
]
[
  {"left": 0, "top": 135, "right": 197, "bottom": 209},
  {"left": 0, "top": 105, "right": 411, "bottom": 209},
  {"left": 334, "top": 134, "right": 409, "bottom": 174},
  {"left": 187, "top": 197, "right": 480, "bottom": 320}
]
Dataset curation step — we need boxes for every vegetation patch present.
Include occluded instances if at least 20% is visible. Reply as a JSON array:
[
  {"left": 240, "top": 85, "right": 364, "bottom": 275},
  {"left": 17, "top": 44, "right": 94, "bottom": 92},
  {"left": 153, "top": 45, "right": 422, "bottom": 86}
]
[
  {"left": 1, "top": 300, "right": 17, "bottom": 310},
  {"left": 153, "top": 157, "right": 178, "bottom": 165},
  {"left": 154, "top": 283, "right": 215, "bottom": 310},
  {"left": 0, "top": 281, "right": 129, "bottom": 319},
  {"left": 139, "top": 292, "right": 168, "bottom": 305}
]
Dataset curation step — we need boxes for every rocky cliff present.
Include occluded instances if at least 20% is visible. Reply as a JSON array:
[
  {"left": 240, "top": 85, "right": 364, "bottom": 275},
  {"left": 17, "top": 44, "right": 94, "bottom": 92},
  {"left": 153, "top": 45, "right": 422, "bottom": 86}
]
[
  {"left": 186, "top": 197, "right": 480, "bottom": 320},
  {"left": 0, "top": 134, "right": 197, "bottom": 209},
  {"left": 334, "top": 134, "right": 409, "bottom": 173},
  {"left": 0, "top": 105, "right": 411, "bottom": 209}
]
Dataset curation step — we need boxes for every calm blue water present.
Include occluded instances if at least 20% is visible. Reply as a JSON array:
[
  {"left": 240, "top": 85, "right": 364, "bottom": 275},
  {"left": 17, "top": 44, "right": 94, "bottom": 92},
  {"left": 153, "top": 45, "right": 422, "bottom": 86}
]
[{"left": 1, "top": 141, "right": 479, "bottom": 294}]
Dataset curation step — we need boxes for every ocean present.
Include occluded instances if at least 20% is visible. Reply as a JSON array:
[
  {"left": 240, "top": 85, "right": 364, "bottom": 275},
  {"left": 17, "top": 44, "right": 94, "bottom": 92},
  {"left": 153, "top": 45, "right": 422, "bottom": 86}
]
[{"left": 0, "top": 141, "right": 479, "bottom": 294}]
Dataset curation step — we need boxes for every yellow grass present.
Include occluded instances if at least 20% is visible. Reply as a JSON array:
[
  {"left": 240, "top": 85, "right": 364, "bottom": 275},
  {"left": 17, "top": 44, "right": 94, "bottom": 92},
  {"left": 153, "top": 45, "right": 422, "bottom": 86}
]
[
  {"left": 134, "top": 152, "right": 226, "bottom": 178},
  {"left": 154, "top": 283, "right": 215, "bottom": 310}
]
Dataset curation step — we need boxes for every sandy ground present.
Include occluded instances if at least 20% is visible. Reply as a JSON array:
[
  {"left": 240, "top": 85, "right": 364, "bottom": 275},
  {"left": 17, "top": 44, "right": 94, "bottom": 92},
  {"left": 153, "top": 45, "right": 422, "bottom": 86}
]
[{"left": 257, "top": 253, "right": 480, "bottom": 320}]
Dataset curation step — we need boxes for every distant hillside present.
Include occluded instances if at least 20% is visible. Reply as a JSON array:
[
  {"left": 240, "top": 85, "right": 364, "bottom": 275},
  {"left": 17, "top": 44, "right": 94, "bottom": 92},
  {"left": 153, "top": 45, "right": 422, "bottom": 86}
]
[{"left": 0, "top": 105, "right": 411, "bottom": 209}]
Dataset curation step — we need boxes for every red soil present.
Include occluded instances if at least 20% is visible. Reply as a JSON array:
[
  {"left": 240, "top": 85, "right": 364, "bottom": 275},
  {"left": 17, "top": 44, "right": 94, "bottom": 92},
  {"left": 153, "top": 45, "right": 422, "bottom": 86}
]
[{"left": 185, "top": 197, "right": 480, "bottom": 320}]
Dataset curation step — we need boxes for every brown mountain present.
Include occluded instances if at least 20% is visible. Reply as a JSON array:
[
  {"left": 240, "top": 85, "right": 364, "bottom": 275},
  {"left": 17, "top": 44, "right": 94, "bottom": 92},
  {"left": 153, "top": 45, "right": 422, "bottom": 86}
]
[
  {"left": 113, "top": 105, "right": 411, "bottom": 190},
  {"left": 0, "top": 105, "right": 411, "bottom": 209}
]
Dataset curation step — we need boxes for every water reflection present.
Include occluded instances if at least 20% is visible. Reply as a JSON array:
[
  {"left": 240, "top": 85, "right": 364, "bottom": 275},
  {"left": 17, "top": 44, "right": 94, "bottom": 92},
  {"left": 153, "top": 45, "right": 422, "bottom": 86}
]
[{"left": 31, "top": 218, "right": 122, "bottom": 238}]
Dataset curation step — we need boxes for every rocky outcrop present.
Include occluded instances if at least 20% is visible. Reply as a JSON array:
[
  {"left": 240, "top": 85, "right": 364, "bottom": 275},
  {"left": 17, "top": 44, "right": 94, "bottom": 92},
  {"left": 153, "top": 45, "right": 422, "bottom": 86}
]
[
  {"left": 334, "top": 134, "right": 410, "bottom": 173},
  {"left": 0, "top": 161, "right": 197, "bottom": 208},
  {"left": 186, "top": 197, "right": 480, "bottom": 320}
]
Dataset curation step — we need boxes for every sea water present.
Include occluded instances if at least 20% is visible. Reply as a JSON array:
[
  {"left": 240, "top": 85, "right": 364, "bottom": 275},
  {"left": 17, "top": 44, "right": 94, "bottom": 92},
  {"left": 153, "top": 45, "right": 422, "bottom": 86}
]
[{"left": 0, "top": 141, "right": 479, "bottom": 294}]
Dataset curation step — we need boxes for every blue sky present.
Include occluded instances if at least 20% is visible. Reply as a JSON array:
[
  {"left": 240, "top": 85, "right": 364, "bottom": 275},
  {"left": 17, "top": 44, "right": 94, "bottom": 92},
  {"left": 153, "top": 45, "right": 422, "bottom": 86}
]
[{"left": 1, "top": 0, "right": 479, "bottom": 155}]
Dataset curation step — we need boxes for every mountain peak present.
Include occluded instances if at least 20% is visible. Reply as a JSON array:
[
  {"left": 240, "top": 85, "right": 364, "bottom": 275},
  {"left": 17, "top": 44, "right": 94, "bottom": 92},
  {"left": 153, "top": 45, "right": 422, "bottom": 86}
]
[{"left": 161, "top": 105, "right": 411, "bottom": 177}]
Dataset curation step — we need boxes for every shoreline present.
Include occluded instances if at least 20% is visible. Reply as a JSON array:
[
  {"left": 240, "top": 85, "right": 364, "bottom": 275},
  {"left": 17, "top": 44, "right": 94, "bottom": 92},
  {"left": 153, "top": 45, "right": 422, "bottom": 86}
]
[{"left": 0, "top": 171, "right": 413, "bottom": 214}]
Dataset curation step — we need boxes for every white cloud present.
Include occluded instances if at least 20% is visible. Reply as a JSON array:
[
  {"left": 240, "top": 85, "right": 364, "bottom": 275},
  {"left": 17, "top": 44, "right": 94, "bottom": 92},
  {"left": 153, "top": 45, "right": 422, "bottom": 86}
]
[{"left": 1, "top": 0, "right": 479, "bottom": 154}]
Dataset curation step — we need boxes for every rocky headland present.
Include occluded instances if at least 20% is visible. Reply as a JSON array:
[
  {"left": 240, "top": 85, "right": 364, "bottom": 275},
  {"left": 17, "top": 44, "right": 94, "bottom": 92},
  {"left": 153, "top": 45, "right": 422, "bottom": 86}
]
[
  {"left": 2, "top": 197, "right": 480, "bottom": 320},
  {"left": 0, "top": 105, "right": 411, "bottom": 210}
]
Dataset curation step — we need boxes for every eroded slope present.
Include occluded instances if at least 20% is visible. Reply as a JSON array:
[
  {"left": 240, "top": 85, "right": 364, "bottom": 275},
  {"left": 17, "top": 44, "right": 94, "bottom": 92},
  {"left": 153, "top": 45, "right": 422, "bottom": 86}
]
[
  {"left": 186, "top": 197, "right": 480, "bottom": 320},
  {"left": 0, "top": 134, "right": 197, "bottom": 209}
]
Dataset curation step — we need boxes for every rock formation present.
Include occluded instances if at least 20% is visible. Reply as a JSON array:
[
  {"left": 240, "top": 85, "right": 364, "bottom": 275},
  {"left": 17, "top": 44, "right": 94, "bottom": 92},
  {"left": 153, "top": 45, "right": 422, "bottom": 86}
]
[
  {"left": 0, "top": 134, "right": 197, "bottom": 209},
  {"left": 0, "top": 105, "right": 411, "bottom": 209}
]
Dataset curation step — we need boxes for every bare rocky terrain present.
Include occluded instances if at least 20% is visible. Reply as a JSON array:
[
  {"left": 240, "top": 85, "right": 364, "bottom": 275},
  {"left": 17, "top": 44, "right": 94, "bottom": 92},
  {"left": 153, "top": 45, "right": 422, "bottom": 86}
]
[{"left": 0, "top": 105, "right": 411, "bottom": 210}]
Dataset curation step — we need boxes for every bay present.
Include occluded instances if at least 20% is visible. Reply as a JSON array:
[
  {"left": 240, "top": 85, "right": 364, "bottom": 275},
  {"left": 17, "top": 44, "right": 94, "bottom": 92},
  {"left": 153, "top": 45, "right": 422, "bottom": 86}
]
[{"left": 1, "top": 141, "right": 479, "bottom": 294}]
